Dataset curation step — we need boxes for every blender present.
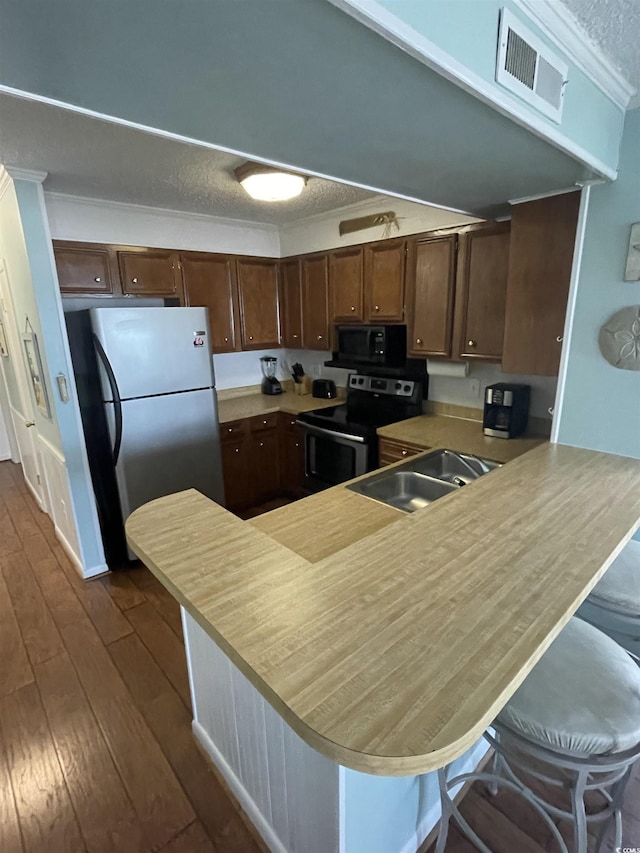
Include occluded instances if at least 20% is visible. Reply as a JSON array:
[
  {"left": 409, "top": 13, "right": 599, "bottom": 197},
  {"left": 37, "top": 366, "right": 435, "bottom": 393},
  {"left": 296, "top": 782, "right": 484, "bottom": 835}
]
[{"left": 260, "top": 356, "right": 282, "bottom": 396}]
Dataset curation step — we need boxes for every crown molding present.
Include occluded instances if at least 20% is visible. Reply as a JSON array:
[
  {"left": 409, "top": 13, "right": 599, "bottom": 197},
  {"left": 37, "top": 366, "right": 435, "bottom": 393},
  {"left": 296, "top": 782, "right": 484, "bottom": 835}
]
[
  {"left": 513, "top": 0, "right": 636, "bottom": 111},
  {"left": 0, "top": 167, "right": 12, "bottom": 201},
  {"left": 3, "top": 166, "right": 48, "bottom": 183}
]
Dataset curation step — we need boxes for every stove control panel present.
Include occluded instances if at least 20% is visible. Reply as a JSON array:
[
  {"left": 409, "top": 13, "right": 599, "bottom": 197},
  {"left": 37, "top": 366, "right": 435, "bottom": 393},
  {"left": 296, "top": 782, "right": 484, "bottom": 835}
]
[{"left": 348, "top": 374, "right": 416, "bottom": 397}]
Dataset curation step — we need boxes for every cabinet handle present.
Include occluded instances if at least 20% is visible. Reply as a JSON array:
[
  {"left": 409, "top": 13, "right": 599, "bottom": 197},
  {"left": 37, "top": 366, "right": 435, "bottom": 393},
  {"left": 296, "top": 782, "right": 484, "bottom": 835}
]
[
  {"left": 235, "top": 447, "right": 240, "bottom": 453},
  {"left": 317, "top": 335, "right": 323, "bottom": 341},
  {"left": 228, "top": 427, "right": 233, "bottom": 432},
  {"left": 467, "top": 340, "right": 477, "bottom": 348},
  {"left": 556, "top": 335, "right": 563, "bottom": 342},
  {"left": 224, "top": 337, "right": 229, "bottom": 343},
  {"left": 249, "top": 336, "right": 254, "bottom": 341},
  {"left": 416, "top": 338, "right": 423, "bottom": 345},
  {"left": 548, "top": 407, "right": 555, "bottom": 416},
  {"left": 401, "top": 449, "right": 408, "bottom": 456},
  {"left": 290, "top": 420, "right": 295, "bottom": 426},
  {"left": 374, "top": 305, "right": 380, "bottom": 311},
  {"left": 94, "top": 277, "right": 101, "bottom": 283},
  {"left": 293, "top": 334, "right": 298, "bottom": 339},
  {"left": 132, "top": 277, "right": 138, "bottom": 284},
  {"left": 263, "top": 420, "right": 267, "bottom": 425},
  {"left": 259, "top": 441, "right": 264, "bottom": 447},
  {"left": 295, "top": 442, "right": 300, "bottom": 447},
  {"left": 350, "top": 306, "right": 356, "bottom": 312}
]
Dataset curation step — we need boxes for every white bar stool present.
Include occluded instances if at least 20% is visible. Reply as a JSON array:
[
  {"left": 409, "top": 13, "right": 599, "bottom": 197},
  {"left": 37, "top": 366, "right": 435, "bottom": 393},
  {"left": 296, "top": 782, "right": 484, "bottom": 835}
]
[
  {"left": 578, "top": 539, "right": 640, "bottom": 656},
  {"left": 435, "top": 617, "right": 640, "bottom": 853}
]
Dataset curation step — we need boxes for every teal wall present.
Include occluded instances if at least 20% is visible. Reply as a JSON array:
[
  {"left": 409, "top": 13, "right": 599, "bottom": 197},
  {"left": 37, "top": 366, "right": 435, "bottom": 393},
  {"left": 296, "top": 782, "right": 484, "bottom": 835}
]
[
  {"left": 374, "top": 0, "right": 625, "bottom": 173},
  {"left": 9, "top": 178, "right": 106, "bottom": 573},
  {"left": 557, "top": 108, "right": 640, "bottom": 461}
]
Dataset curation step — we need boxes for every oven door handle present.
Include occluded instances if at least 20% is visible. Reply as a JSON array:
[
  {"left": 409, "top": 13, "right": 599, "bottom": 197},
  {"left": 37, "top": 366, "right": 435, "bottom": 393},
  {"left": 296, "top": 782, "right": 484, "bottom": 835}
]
[{"left": 295, "top": 421, "right": 367, "bottom": 444}]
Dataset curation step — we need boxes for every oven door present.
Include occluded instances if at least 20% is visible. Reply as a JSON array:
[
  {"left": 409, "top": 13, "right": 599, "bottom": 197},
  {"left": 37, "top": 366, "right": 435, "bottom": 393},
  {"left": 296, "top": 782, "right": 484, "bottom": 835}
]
[{"left": 298, "top": 423, "right": 370, "bottom": 491}]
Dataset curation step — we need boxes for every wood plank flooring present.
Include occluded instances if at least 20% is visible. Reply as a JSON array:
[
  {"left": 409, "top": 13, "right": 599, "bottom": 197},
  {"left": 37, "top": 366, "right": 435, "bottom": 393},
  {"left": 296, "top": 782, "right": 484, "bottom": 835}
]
[{"left": 1, "top": 458, "right": 638, "bottom": 853}]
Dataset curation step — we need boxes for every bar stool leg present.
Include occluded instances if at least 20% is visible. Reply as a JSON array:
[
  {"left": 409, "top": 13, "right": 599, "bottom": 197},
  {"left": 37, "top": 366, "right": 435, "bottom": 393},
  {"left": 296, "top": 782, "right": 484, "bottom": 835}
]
[
  {"left": 570, "top": 769, "right": 588, "bottom": 853},
  {"left": 435, "top": 767, "right": 452, "bottom": 853}
]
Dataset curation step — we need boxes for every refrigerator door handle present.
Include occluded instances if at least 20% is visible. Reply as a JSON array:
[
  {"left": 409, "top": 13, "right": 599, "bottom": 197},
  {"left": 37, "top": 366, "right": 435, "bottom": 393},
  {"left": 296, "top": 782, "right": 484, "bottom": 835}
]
[{"left": 93, "top": 334, "right": 123, "bottom": 465}]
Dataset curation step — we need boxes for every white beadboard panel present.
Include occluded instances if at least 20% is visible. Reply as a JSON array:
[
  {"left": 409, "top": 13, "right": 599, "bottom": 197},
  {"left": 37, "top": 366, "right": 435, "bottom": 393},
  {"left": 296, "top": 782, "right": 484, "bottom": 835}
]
[
  {"left": 37, "top": 432, "right": 83, "bottom": 571},
  {"left": 0, "top": 395, "right": 11, "bottom": 460},
  {"left": 183, "top": 611, "right": 340, "bottom": 853}
]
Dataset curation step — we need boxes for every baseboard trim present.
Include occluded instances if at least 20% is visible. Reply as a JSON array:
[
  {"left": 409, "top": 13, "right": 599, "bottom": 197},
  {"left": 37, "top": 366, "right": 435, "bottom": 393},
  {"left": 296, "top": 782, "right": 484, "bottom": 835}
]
[
  {"left": 55, "top": 524, "right": 107, "bottom": 579},
  {"left": 24, "top": 475, "right": 45, "bottom": 511},
  {"left": 192, "top": 720, "right": 285, "bottom": 853}
]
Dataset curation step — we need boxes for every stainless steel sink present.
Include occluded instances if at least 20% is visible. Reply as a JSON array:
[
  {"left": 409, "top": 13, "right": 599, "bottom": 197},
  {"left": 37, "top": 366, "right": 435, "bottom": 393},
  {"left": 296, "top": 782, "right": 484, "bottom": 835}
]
[
  {"left": 346, "top": 448, "right": 501, "bottom": 511},
  {"left": 412, "top": 449, "right": 501, "bottom": 485},
  {"left": 352, "top": 470, "right": 459, "bottom": 513}
]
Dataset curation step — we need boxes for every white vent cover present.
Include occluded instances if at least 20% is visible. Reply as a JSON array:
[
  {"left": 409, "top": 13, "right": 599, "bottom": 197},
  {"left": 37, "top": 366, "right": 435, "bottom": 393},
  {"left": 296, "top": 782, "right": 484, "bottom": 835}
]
[{"left": 496, "top": 8, "right": 568, "bottom": 123}]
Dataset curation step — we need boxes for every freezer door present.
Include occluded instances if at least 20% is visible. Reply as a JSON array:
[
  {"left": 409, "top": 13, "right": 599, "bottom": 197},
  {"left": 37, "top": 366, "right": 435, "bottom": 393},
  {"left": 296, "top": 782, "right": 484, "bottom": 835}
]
[
  {"left": 91, "top": 306, "right": 214, "bottom": 400},
  {"left": 104, "top": 388, "right": 225, "bottom": 534}
]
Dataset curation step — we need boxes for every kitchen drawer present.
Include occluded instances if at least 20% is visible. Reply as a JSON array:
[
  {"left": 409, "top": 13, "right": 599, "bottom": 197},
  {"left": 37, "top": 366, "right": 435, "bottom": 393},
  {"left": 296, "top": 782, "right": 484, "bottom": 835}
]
[
  {"left": 250, "top": 413, "right": 279, "bottom": 433},
  {"left": 221, "top": 419, "right": 249, "bottom": 442},
  {"left": 378, "top": 437, "right": 428, "bottom": 466}
]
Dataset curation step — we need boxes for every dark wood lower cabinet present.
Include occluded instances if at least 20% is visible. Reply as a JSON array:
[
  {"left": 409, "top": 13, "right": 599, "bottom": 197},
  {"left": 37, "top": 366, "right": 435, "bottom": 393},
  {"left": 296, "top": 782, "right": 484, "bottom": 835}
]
[{"left": 220, "top": 412, "right": 308, "bottom": 512}]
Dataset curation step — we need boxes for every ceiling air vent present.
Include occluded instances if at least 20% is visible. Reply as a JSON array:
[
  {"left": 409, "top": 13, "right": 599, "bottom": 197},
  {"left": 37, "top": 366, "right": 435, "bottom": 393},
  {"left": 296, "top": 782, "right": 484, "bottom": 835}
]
[{"left": 496, "top": 8, "right": 568, "bottom": 123}]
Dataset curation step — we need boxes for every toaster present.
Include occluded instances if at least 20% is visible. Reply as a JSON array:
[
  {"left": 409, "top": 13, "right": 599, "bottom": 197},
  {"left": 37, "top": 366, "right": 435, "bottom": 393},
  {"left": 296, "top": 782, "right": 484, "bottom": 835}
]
[{"left": 312, "top": 379, "right": 337, "bottom": 399}]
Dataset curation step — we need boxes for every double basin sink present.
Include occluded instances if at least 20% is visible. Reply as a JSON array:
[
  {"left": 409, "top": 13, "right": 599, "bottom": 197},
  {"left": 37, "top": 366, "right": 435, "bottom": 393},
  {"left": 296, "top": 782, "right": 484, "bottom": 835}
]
[{"left": 346, "top": 449, "right": 501, "bottom": 513}]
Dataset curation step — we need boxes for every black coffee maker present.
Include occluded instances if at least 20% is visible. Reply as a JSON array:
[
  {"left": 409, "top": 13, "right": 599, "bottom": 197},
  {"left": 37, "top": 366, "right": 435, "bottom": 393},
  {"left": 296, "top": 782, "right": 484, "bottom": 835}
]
[{"left": 483, "top": 383, "right": 530, "bottom": 438}]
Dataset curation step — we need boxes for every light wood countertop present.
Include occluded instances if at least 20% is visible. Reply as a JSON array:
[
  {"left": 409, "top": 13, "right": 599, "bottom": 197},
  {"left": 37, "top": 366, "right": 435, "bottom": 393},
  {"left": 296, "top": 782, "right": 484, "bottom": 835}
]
[
  {"left": 126, "top": 443, "right": 640, "bottom": 776},
  {"left": 378, "top": 413, "right": 546, "bottom": 462},
  {"left": 217, "top": 389, "right": 342, "bottom": 424}
]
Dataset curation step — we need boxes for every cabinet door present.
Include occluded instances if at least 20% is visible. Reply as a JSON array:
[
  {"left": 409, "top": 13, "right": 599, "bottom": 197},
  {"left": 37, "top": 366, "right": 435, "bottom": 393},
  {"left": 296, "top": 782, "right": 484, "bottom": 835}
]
[
  {"left": 54, "top": 242, "right": 115, "bottom": 295},
  {"left": 301, "top": 254, "right": 329, "bottom": 350},
  {"left": 236, "top": 258, "right": 281, "bottom": 349},
  {"left": 281, "top": 258, "right": 303, "bottom": 348},
  {"left": 453, "top": 223, "right": 510, "bottom": 361},
  {"left": 118, "top": 249, "right": 180, "bottom": 297},
  {"left": 182, "top": 253, "right": 240, "bottom": 353},
  {"left": 407, "top": 236, "right": 456, "bottom": 357},
  {"left": 502, "top": 192, "right": 580, "bottom": 376},
  {"left": 250, "top": 429, "right": 280, "bottom": 504},
  {"left": 220, "top": 439, "right": 252, "bottom": 513},
  {"left": 364, "top": 239, "right": 406, "bottom": 322},
  {"left": 279, "top": 414, "right": 305, "bottom": 496},
  {"left": 329, "top": 247, "right": 364, "bottom": 323}
]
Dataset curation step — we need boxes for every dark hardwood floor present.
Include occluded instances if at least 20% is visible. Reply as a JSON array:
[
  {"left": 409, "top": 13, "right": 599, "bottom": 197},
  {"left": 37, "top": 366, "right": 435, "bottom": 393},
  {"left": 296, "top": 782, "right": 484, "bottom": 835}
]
[
  {"left": 1, "top": 457, "right": 638, "bottom": 853},
  {"left": 0, "top": 459, "right": 263, "bottom": 853}
]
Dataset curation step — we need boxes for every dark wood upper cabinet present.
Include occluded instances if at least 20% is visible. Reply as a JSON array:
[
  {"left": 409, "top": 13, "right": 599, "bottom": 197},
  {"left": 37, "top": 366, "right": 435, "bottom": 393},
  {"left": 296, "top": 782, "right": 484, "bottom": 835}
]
[
  {"left": 54, "top": 242, "right": 115, "bottom": 295},
  {"left": 118, "top": 249, "right": 181, "bottom": 297},
  {"left": 453, "top": 222, "right": 510, "bottom": 361},
  {"left": 329, "top": 247, "right": 364, "bottom": 323},
  {"left": 406, "top": 235, "right": 457, "bottom": 358},
  {"left": 181, "top": 252, "right": 240, "bottom": 353},
  {"left": 364, "top": 239, "right": 406, "bottom": 322},
  {"left": 301, "top": 254, "right": 329, "bottom": 349},
  {"left": 502, "top": 191, "right": 581, "bottom": 376},
  {"left": 236, "top": 258, "right": 281, "bottom": 349},
  {"left": 281, "top": 258, "right": 303, "bottom": 348}
]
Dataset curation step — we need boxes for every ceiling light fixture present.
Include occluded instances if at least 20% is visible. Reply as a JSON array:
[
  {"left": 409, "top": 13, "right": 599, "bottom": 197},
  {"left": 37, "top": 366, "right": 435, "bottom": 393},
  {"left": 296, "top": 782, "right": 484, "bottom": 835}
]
[{"left": 234, "top": 162, "right": 307, "bottom": 202}]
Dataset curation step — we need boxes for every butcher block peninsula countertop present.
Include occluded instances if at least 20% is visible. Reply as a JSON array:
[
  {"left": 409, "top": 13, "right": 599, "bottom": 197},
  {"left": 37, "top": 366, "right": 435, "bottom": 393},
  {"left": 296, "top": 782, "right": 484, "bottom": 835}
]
[{"left": 126, "top": 443, "right": 640, "bottom": 775}]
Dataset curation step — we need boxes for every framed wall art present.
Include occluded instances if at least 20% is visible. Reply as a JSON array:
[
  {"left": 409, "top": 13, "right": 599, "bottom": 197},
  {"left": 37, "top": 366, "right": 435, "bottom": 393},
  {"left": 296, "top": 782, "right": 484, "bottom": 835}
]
[{"left": 22, "top": 330, "right": 51, "bottom": 418}]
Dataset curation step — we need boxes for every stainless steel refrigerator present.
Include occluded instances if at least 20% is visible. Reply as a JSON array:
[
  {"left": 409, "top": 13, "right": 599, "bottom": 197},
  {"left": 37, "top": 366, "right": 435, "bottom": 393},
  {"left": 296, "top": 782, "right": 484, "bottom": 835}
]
[{"left": 69, "top": 306, "right": 224, "bottom": 566}]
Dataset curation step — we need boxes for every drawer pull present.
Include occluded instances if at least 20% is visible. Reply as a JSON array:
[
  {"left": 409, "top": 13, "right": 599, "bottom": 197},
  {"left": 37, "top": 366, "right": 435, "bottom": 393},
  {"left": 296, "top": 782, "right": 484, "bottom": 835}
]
[
  {"left": 293, "top": 334, "right": 298, "bottom": 339},
  {"left": 224, "top": 337, "right": 229, "bottom": 343},
  {"left": 132, "top": 277, "right": 138, "bottom": 284},
  {"left": 249, "top": 335, "right": 254, "bottom": 341},
  {"left": 295, "top": 442, "right": 300, "bottom": 447},
  {"left": 263, "top": 419, "right": 268, "bottom": 424},
  {"left": 317, "top": 335, "right": 323, "bottom": 341},
  {"left": 350, "top": 306, "right": 356, "bottom": 312},
  {"left": 416, "top": 338, "right": 423, "bottom": 345},
  {"left": 235, "top": 447, "right": 240, "bottom": 453},
  {"left": 467, "top": 339, "right": 477, "bottom": 348},
  {"left": 94, "top": 276, "right": 101, "bottom": 283},
  {"left": 374, "top": 305, "right": 380, "bottom": 311},
  {"left": 556, "top": 335, "right": 563, "bottom": 343},
  {"left": 228, "top": 427, "right": 233, "bottom": 432},
  {"left": 401, "top": 449, "right": 408, "bottom": 456},
  {"left": 259, "top": 441, "right": 264, "bottom": 447}
]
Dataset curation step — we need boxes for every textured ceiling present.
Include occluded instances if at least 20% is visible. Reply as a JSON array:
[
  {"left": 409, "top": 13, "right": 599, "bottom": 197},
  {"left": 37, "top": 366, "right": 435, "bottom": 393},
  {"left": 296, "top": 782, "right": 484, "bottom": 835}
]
[
  {"left": 0, "top": 93, "right": 379, "bottom": 225},
  {"left": 559, "top": 0, "right": 640, "bottom": 107}
]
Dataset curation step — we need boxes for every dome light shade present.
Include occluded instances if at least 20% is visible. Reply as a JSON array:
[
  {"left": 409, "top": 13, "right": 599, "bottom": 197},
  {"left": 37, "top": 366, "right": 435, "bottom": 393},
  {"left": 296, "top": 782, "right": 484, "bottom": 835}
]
[{"left": 235, "top": 162, "right": 307, "bottom": 202}]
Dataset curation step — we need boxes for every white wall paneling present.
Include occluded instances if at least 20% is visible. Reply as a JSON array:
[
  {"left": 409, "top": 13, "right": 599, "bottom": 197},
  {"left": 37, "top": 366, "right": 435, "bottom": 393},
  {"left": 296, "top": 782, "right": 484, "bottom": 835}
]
[
  {"left": 37, "top": 432, "right": 84, "bottom": 575},
  {"left": 183, "top": 609, "right": 340, "bottom": 853},
  {"left": 0, "top": 393, "right": 11, "bottom": 460},
  {"left": 9, "top": 403, "right": 43, "bottom": 508}
]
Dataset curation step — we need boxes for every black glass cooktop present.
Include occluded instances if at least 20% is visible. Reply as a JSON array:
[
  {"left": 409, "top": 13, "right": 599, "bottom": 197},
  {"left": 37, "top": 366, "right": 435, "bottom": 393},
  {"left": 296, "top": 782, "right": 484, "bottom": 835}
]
[{"left": 297, "top": 403, "right": 416, "bottom": 438}]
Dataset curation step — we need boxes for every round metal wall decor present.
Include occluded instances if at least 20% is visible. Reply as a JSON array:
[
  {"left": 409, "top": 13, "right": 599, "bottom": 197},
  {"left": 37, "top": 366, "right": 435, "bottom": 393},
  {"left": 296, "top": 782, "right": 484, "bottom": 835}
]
[{"left": 598, "top": 305, "right": 640, "bottom": 371}]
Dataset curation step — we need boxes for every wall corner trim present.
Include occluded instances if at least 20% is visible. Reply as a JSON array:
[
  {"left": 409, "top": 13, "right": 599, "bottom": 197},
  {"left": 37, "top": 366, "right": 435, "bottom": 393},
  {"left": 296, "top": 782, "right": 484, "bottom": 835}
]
[
  {"left": 0, "top": 167, "right": 13, "bottom": 201},
  {"left": 4, "top": 167, "right": 48, "bottom": 184},
  {"left": 513, "top": 0, "right": 636, "bottom": 111}
]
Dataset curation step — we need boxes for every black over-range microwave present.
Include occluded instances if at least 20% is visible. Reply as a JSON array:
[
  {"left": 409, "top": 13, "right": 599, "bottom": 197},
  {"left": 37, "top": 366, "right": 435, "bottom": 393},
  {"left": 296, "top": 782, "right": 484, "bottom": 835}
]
[{"left": 336, "top": 325, "right": 407, "bottom": 367}]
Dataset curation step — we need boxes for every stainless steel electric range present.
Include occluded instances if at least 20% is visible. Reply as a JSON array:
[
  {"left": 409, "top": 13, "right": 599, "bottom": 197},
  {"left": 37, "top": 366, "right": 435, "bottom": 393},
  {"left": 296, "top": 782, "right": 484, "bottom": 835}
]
[{"left": 296, "top": 373, "right": 423, "bottom": 491}]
